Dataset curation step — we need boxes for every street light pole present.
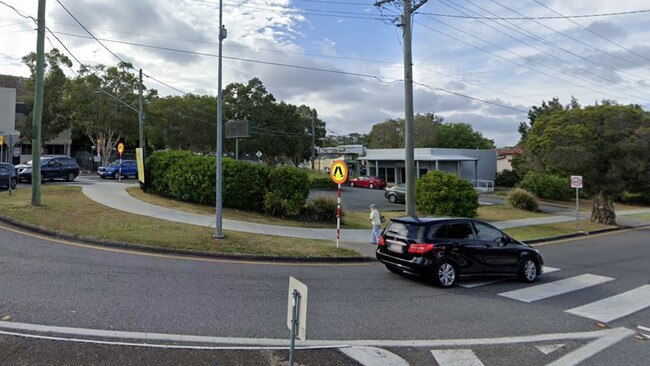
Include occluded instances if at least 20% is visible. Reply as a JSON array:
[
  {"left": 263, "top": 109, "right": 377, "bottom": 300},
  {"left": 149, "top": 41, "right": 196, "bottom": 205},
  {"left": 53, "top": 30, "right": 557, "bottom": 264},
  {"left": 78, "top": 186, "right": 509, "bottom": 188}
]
[{"left": 215, "top": 0, "right": 227, "bottom": 239}]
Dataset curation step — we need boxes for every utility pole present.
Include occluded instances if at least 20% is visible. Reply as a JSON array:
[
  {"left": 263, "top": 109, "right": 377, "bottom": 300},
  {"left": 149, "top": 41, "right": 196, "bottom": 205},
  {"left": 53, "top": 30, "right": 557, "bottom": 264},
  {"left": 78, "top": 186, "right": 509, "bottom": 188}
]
[
  {"left": 138, "top": 69, "right": 145, "bottom": 159},
  {"left": 215, "top": 0, "right": 227, "bottom": 239},
  {"left": 375, "top": 0, "right": 427, "bottom": 217},
  {"left": 32, "top": 0, "right": 46, "bottom": 207},
  {"left": 311, "top": 109, "right": 316, "bottom": 170}
]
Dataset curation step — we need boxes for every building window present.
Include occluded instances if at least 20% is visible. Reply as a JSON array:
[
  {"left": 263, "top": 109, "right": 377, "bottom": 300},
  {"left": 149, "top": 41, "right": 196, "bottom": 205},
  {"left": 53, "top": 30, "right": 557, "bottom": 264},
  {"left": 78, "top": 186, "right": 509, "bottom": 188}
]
[{"left": 21, "top": 145, "right": 32, "bottom": 155}]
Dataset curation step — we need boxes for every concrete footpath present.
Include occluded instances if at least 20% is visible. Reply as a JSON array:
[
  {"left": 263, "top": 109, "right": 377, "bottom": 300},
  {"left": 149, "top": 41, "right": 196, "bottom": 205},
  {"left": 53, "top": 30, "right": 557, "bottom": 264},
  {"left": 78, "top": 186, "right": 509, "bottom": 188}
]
[{"left": 79, "top": 178, "right": 650, "bottom": 251}]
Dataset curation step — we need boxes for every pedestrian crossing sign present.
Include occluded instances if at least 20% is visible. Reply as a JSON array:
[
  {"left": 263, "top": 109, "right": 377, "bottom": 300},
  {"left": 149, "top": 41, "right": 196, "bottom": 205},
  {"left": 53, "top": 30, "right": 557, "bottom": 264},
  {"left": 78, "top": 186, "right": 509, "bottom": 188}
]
[{"left": 330, "top": 161, "right": 348, "bottom": 185}]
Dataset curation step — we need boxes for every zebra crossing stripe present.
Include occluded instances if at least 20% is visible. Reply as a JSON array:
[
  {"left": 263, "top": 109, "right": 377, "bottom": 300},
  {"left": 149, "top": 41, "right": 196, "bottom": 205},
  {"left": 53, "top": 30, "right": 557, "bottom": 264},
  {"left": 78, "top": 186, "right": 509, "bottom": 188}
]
[
  {"left": 458, "top": 266, "right": 561, "bottom": 288},
  {"left": 498, "top": 274, "right": 613, "bottom": 303},
  {"left": 431, "top": 349, "right": 485, "bottom": 366},
  {"left": 565, "top": 285, "right": 650, "bottom": 322}
]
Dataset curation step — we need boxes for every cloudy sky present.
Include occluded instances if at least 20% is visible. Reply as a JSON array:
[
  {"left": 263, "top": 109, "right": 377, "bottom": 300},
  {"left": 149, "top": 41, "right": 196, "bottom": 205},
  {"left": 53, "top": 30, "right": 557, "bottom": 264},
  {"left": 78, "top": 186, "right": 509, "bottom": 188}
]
[{"left": 1, "top": 0, "right": 649, "bottom": 146}]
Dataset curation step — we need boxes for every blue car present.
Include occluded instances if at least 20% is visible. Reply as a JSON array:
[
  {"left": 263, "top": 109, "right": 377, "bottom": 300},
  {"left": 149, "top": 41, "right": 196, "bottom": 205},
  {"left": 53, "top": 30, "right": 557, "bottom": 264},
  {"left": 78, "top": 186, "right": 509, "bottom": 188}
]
[{"left": 98, "top": 160, "right": 138, "bottom": 179}]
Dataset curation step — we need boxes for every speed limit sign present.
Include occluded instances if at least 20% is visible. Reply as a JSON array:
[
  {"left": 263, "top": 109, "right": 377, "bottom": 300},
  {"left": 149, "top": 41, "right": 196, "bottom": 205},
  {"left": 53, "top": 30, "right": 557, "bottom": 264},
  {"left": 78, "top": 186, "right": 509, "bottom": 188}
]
[{"left": 571, "top": 176, "right": 583, "bottom": 189}]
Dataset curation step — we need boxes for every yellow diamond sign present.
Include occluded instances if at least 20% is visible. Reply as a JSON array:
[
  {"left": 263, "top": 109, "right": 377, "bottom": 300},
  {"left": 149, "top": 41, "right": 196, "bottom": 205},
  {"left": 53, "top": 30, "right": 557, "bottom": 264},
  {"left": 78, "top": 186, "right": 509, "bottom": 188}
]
[{"left": 330, "top": 161, "right": 348, "bottom": 185}]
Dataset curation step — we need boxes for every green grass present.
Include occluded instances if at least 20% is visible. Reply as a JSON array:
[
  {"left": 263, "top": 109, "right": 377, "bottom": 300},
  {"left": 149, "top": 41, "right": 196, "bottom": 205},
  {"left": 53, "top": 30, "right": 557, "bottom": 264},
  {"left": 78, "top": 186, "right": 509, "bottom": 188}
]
[
  {"left": 504, "top": 220, "right": 613, "bottom": 241},
  {"left": 127, "top": 187, "right": 336, "bottom": 229},
  {"left": 0, "top": 187, "right": 360, "bottom": 258}
]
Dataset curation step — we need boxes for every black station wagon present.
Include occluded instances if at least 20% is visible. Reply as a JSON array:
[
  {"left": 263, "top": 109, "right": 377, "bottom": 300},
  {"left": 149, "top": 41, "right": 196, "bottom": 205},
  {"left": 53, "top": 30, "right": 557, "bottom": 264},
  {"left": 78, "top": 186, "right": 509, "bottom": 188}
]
[{"left": 376, "top": 217, "right": 545, "bottom": 288}]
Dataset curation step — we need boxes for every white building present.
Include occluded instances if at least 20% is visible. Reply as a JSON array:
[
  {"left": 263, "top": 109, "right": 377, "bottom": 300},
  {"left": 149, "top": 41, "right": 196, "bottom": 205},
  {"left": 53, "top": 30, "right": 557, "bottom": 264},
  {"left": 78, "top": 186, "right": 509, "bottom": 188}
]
[{"left": 361, "top": 148, "right": 497, "bottom": 185}]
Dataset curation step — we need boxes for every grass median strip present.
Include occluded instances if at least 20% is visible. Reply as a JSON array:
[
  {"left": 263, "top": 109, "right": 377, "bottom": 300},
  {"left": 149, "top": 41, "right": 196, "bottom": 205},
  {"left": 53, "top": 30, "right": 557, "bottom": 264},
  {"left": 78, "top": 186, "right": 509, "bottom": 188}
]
[
  {"left": 126, "top": 187, "right": 335, "bottom": 229},
  {"left": 0, "top": 187, "right": 360, "bottom": 258},
  {"left": 504, "top": 220, "right": 613, "bottom": 241}
]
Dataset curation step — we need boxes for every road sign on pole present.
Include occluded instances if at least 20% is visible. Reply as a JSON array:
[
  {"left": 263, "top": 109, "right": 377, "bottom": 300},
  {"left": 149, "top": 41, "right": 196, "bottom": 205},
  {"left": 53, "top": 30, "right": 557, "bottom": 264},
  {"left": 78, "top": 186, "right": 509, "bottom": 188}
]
[
  {"left": 571, "top": 176, "right": 583, "bottom": 232},
  {"left": 287, "top": 277, "right": 308, "bottom": 366},
  {"left": 330, "top": 161, "right": 348, "bottom": 248},
  {"left": 117, "top": 143, "right": 125, "bottom": 182}
]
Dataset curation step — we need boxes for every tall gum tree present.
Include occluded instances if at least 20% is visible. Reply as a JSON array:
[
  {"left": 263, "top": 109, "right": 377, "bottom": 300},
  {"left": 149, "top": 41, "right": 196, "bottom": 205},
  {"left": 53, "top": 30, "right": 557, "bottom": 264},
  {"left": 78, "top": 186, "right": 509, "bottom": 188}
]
[{"left": 525, "top": 101, "right": 650, "bottom": 224}]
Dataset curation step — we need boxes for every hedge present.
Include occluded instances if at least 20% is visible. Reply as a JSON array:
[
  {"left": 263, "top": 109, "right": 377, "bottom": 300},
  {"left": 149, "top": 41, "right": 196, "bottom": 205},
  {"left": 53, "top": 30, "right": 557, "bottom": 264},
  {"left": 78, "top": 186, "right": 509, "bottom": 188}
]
[
  {"left": 507, "top": 188, "right": 538, "bottom": 212},
  {"left": 265, "top": 166, "right": 311, "bottom": 217},
  {"left": 310, "top": 176, "right": 338, "bottom": 190},
  {"left": 416, "top": 171, "right": 479, "bottom": 218},
  {"left": 518, "top": 172, "right": 573, "bottom": 201},
  {"left": 145, "top": 151, "right": 270, "bottom": 210}
]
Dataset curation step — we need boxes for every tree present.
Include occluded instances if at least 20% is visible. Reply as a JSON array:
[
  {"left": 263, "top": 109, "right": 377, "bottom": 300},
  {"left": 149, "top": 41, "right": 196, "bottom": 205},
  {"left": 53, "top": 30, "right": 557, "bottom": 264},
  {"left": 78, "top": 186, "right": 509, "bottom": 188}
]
[
  {"left": 524, "top": 102, "right": 650, "bottom": 224},
  {"left": 147, "top": 94, "right": 216, "bottom": 152},
  {"left": 67, "top": 62, "right": 155, "bottom": 165},
  {"left": 433, "top": 123, "right": 495, "bottom": 149},
  {"left": 366, "top": 113, "right": 443, "bottom": 148},
  {"left": 21, "top": 48, "right": 73, "bottom": 143}
]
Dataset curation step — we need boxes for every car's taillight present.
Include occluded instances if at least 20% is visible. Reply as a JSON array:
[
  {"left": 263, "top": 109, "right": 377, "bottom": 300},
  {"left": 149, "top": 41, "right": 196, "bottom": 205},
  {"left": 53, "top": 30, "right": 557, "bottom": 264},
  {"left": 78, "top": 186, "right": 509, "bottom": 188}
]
[
  {"left": 408, "top": 243, "right": 435, "bottom": 254},
  {"left": 378, "top": 236, "right": 385, "bottom": 246}
]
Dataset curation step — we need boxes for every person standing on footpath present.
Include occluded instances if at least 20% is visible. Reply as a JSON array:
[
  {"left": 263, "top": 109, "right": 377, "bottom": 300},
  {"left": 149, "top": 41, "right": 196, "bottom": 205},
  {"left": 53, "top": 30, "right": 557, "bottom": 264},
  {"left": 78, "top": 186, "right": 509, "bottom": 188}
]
[{"left": 369, "top": 204, "right": 382, "bottom": 245}]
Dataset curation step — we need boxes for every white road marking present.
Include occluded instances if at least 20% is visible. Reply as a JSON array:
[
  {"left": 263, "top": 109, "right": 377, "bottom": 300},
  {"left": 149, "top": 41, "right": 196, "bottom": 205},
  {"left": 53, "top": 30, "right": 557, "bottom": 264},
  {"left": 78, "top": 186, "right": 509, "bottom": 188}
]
[
  {"left": 458, "top": 266, "right": 560, "bottom": 289},
  {"left": 0, "top": 330, "right": 342, "bottom": 351},
  {"left": 638, "top": 325, "right": 650, "bottom": 333},
  {"left": 535, "top": 343, "right": 564, "bottom": 355},
  {"left": 498, "top": 274, "right": 613, "bottom": 303},
  {"left": 431, "top": 349, "right": 484, "bottom": 366},
  {"left": 0, "top": 321, "right": 620, "bottom": 347},
  {"left": 339, "top": 346, "right": 409, "bottom": 366},
  {"left": 546, "top": 327, "right": 635, "bottom": 366},
  {"left": 565, "top": 285, "right": 650, "bottom": 322}
]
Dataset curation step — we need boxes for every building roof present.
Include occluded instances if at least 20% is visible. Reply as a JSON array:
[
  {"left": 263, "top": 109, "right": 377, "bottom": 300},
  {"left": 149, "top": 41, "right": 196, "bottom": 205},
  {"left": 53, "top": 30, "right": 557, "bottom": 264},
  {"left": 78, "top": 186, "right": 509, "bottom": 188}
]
[
  {"left": 362, "top": 148, "right": 477, "bottom": 162},
  {"left": 497, "top": 147, "right": 523, "bottom": 156}
]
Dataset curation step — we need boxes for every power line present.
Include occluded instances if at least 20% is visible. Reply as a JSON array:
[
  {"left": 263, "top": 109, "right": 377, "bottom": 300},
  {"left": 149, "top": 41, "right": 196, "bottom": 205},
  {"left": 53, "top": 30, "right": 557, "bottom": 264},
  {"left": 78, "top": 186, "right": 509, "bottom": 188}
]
[
  {"left": 418, "top": 8, "right": 650, "bottom": 20},
  {"left": 413, "top": 19, "right": 647, "bottom": 105},
  {"left": 529, "top": 0, "right": 650, "bottom": 65},
  {"left": 486, "top": 0, "right": 648, "bottom": 73},
  {"left": 428, "top": 0, "right": 650, "bottom": 102},
  {"left": 50, "top": 29, "right": 529, "bottom": 113}
]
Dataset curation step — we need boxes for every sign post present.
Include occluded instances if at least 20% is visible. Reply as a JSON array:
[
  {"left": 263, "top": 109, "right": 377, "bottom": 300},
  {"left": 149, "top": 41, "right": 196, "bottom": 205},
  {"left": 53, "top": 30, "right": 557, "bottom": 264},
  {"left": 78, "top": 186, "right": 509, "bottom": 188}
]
[
  {"left": 0, "top": 133, "right": 4, "bottom": 163},
  {"left": 117, "top": 143, "right": 125, "bottom": 182},
  {"left": 330, "top": 161, "right": 349, "bottom": 248},
  {"left": 287, "top": 277, "right": 308, "bottom": 366},
  {"left": 571, "top": 176, "right": 583, "bottom": 232},
  {"left": 6, "top": 132, "right": 20, "bottom": 195}
]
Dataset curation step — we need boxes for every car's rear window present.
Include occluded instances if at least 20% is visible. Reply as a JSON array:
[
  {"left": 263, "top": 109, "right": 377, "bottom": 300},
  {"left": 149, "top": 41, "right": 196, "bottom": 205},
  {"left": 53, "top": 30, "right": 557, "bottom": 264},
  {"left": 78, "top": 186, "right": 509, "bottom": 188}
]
[
  {"left": 434, "top": 223, "right": 475, "bottom": 240},
  {"left": 384, "top": 222, "right": 426, "bottom": 240}
]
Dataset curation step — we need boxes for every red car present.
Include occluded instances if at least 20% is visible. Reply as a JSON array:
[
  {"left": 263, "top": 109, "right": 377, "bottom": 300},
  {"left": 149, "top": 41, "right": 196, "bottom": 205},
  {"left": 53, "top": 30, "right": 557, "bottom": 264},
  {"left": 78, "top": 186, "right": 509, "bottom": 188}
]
[{"left": 349, "top": 176, "right": 387, "bottom": 189}]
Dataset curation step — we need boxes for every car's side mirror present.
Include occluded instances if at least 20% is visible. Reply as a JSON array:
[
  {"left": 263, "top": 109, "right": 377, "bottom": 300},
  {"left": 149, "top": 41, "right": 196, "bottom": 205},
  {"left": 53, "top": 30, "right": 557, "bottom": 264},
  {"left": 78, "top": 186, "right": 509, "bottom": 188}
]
[{"left": 498, "top": 237, "right": 509, "bottom": 247}]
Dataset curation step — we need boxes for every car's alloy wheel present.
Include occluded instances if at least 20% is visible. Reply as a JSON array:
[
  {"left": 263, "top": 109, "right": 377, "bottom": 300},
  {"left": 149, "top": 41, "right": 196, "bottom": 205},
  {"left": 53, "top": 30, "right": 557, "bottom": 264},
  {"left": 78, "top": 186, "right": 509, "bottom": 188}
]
[
  {"left": 350, "top": 182, "right": 355, "bottom": 187},
  {"left": 10, "top": 178, "right": 17, "bottom": 189},
  {"left": 66, "top": 172, "right": 75, "bottom": 182},
  {"left": 369, "top": 183, "right": 375, "bottom": 189},
  {"left": 388, "top": 194, "right": 397, "bottom": 203},
  {"left": 519, "top": 258, "right": 538, "bottom": 282},
  {"left": 435, "top": 262, "right": 456, "bottom": 288}
]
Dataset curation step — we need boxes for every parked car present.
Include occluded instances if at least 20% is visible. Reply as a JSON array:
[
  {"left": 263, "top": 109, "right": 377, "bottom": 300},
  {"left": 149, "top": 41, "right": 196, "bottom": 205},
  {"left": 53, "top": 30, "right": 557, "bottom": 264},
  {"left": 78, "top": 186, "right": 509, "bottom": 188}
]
[
  {"left": 384, "top": 184, "right": 405, "bottom": 203},
  {"left": 0, "top": 162, "right": 18, "bottom": 190},
  {"left": 376, "top": 217, "right": 544, "bottom": 288},
  {"left": 17, "top": 156, "right": 80, "bottom": 183},
  {"left": 98, "top": 160, "right": 138, "bottom": 179},
  {"left": 349, "top": 176, "right": 387, "bottom": 189}
]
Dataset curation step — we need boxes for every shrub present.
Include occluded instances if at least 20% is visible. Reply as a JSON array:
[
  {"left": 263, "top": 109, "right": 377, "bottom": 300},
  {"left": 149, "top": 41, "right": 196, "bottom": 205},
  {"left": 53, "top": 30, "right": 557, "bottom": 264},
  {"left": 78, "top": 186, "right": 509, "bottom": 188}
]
[
  {"left": 266, "top": 166, "right": 311, "bottom": 217},
  {"left": 507, "top": 188, "right": 539, "bottom": 211},
  {"left": 223, "top": 159, "right": 270, "bottom": 211},
  {"left": 310, "top": 176, "right": 338, "bottom": 190},
  {"left": 495, "top": 169, "right": 520, "bottom": 188},
  {"left": 617, "top": 191, "right": 650, "bottom": 205},
  {"left": 301, "top": 196, "right": 338, "bottom": 223},
  {"left": 263, "top": 191, "right": 289, "bottom": 217},
  {"left": 416, "top": 171, "right": 479, "bottom": 218},
  {"left": 518, "top": 172, "right": 573, "bottom": 201},
  {"left": 146, "top": 150, "right": 270, "bottom": 209}
]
